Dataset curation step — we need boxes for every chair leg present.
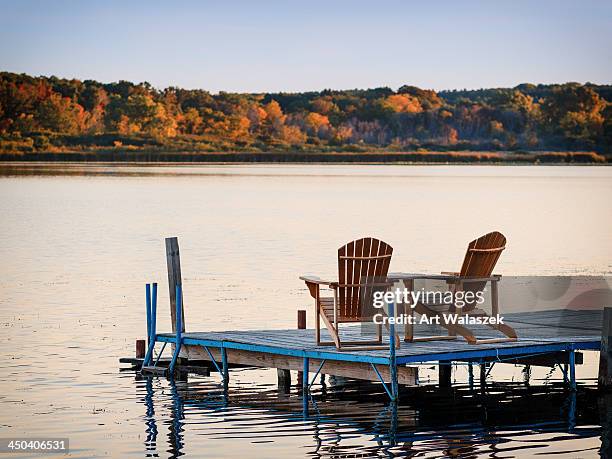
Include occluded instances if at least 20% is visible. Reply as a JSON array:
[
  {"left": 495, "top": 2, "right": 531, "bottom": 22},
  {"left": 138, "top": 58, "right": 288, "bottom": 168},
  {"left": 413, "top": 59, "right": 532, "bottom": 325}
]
[
  {"left": 315, "top": 302, "right": 321, "bottom": 345},
  {"left": 414, "top": 303, "right": 477, "bottom": 344},
  {"left": 319, "top": 307, "right": 341, "bottom": 348}
]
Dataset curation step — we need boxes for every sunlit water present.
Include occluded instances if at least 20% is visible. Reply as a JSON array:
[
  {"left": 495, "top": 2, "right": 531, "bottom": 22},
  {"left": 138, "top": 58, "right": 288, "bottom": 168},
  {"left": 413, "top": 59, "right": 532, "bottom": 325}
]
[{"left": 0, "top": 163, "right": 611, "bottom": 458}]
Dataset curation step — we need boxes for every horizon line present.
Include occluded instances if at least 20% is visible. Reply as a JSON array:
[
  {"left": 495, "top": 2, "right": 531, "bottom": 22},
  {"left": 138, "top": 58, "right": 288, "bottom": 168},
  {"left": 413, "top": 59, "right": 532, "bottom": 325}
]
[{"left": 2, "top": 69, "right": 611, "bottom": 95}]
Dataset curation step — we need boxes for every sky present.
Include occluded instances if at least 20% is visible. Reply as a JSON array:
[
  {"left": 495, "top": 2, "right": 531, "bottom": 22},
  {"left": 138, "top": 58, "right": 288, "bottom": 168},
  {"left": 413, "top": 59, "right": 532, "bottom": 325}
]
[{"left": 0, "top": 0, "right": 610, "bottom": 93}]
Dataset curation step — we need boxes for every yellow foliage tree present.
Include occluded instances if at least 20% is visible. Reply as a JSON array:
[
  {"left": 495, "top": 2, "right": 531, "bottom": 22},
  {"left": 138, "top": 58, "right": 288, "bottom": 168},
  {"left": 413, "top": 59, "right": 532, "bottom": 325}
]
[{"left": 382, "top": 94, "right": 423, "bottom": 114}]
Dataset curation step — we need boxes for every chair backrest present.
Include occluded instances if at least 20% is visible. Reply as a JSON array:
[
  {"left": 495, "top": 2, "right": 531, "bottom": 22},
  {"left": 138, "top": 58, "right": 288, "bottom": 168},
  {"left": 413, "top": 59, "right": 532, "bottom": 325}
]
[
  {"left": 457, "top": 231, "right": 506, "bottom": 311},
  {"left": 459, "top": 231, "right": 506, "bottom": 277},
  {"left": 338, "top": 237, "right": 393, "bottom": 320}
]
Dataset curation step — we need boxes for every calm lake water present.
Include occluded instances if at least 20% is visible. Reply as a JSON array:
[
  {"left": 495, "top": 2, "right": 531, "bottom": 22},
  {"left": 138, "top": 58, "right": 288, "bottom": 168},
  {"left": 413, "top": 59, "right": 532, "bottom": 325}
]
[{"left": 0, "top": 163, "right": 611, "bottom": 458}]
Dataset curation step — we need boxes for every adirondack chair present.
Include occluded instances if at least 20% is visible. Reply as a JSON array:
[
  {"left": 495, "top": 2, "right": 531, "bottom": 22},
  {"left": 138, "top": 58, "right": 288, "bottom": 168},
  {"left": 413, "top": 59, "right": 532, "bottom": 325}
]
[
  {"left": 300, "top": 237, "right": 400, "bottom": 350},
  {"left": 401, "top": 231, "right": 517, "bottom": 344}
]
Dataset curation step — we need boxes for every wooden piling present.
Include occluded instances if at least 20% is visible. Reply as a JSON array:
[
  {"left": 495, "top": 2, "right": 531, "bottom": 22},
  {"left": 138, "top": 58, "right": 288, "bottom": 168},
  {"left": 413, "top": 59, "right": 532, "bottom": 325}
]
[
  {"left": 296, "top": 310, "right": 306, "bottom": 386},
  {"left": 277, "top": 368, "right": 290, "bottom": 393},
  {"left": 165, "top": 237, "right": 185, "bottom": 333},
  {"left": 136, "top": 339, "right": 145, "bottom": 358},
  {"left": 297, "top": 310, "right": 306, "bottom": 330},
  {"left": 439, "top": 361, "right": 451, "bottom": 389},
  {"left": 598, "top": 307, "right": 612, "bottom": 391}
]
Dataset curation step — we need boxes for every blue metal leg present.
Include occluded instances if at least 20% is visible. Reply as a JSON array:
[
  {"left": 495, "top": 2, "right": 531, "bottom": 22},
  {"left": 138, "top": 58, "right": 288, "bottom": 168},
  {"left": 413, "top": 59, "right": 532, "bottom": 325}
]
[
  {"left": 371, "top": 364, "right": 393, "bottom": 400},
  {"left": 558, "top": 362, "right": 569, "bottom": 383},
  {"left": 151, "top": 283, "right": 157, "bottom": 341},
  {"left": 567, "top": 391, "right": 577, "bottom": 431},
  {"left": 202, "top": 346, "right": 223, "bottom": 377},
  {"left": 302, "top": 357, "right": 309, "bottom": 415},
  {"left": 169, "top": 285, "right": 183, "bottom": 376},
  {"left": 389, "top": 302, "right": 399, "bottom": 403},
  {"left": 154, "top": 342, "right": 167, "bottom": 367},
  {"left": 308, "top": 360, "right": 326, "bottom": 391},
  {"left": 221, "top": 347, "right": 229, "bottom": 394},
  {"left": 569, "top": 349, "right": 576, "bottom": 391},
  {"left": 143, "top": 282, "right": 158, "bottom": 367},
  {"left": 389, "top": 396, "right": 398, "bottom": 447},
  {"left": 468, "top": 362, "right": 474, "bottom": 389},
  {"left": 146, "top": 284, "right": 152, "bottom": 345}
]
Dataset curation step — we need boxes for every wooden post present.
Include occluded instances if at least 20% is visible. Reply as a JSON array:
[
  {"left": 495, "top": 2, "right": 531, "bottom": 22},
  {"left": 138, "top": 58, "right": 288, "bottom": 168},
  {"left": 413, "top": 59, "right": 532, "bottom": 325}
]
[
  {"left": 297, "top": 310, "right": 306, "bottom": 330},
  {"left": 439, "top": 361, "right": 451, "bottom": 389},
  {"left": 136, "top": 339, "right": 145, "bottom": 358},
  {"left": 598, "top": 393, "right": 612, "bottom": 457},
  {"left": 599, "top": 307, "right": 612, "bottom": 391},
  {"left": 277, "top": 368, "right": 290, "bottom": 393},
  {"left": 165, "top": 237, "right": 185, "bottom": 333},
  {"left": 296, "top": 310, "right": 307, "bottom": 386}
]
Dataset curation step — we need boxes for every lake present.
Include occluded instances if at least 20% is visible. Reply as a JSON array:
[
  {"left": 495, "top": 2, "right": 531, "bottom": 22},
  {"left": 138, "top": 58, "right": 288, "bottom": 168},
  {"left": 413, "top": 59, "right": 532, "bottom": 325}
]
[{"left": 0, "top": 163, "right": 611, "bottom": 458}]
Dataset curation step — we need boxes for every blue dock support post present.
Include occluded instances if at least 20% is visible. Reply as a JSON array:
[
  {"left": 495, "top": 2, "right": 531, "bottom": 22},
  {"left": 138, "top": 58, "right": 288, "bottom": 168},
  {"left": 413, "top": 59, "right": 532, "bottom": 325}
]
[
  {"left": 151, "top": 283, "right": 157, "bottom": 341},
  {"left": 468, "top": 362, "right": 474, "bottom": 389},
  {"left": 169, "top": 284, "right": 183, "bottom": 376},
  {"left": 221, "top": 347, "right": 228, "bottom": 393},
  {"left": 569, "top": 349, "right": 577, "bottom": 391},
  {"left": 143, "top": 283, "right": 158, "bottom": 367},
  {"left": 145, "top": 284, "right": 152, "bottom": 345},
  {"left": 302, "top": 357, "right": 309, "bottom": 415},
  {"left": 389, "top": 302, "right": 399, "bottom": 403}
]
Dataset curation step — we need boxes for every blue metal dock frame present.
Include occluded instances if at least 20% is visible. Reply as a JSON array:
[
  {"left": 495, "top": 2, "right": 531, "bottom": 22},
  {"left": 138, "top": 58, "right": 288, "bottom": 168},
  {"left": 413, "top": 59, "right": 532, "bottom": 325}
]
[{"left": 140, "top": 282, "right": 600, "bottom": 409}]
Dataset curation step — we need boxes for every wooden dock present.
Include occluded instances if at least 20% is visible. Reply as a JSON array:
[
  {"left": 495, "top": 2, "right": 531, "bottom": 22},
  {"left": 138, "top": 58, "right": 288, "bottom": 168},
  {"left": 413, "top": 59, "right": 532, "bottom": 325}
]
[
  {"left": 140, "top": 301, "right": 601, "bottom": 410},
  {"left": 154, "top": 309, "right": 600, "bottom": 384},
  {"left": 131, "top": 237, "right": 609, "bottom": 414}
]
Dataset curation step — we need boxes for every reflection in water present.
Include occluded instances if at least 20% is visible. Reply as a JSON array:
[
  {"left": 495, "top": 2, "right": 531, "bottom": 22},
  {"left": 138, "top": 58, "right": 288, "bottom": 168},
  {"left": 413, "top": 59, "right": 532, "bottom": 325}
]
[
  {"left": 144, "top": 377, "right": 159, "bottom": 457},
  {"left": 137, "top": 369, "right": 605, "bottom": 458}
]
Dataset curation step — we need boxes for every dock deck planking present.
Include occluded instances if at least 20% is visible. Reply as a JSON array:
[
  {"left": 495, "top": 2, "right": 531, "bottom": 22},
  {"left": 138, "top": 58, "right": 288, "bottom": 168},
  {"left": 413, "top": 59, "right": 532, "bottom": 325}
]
[{"left": 157, "top": 310, "right": 601, "bottom": 369}]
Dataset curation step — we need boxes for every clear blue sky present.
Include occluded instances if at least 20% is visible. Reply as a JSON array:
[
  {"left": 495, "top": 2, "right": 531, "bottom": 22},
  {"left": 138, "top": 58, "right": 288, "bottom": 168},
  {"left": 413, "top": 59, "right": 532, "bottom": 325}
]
[{"left": 1, "top": 0, "right": 610, "bottom": 93}]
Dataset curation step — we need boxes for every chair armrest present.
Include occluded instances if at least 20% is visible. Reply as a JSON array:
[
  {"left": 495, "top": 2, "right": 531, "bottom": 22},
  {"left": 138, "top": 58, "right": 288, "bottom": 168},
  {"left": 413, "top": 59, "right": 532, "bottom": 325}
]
[
  {"left": 389, "top": 272, "right": 459, "bottom": 281},
  {"left": 390, "top": 272, "right": 501, "bottom": 283},
  {"left": 300, "top": 275, "right": 339, "bottom": 299},
  {"left": 455, "top": 275, "right": 502, "bottom": 282},
  {"left": 299, "top": 275, "right": 337, "bottom": 287},
  {"left": 441, "top": 272, "right": 502, "bottom": 282}
]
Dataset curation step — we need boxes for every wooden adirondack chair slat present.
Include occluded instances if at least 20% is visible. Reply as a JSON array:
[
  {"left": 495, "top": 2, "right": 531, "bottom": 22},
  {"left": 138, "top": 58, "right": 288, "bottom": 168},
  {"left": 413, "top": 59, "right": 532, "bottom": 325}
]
[
  {"left": 302, "top": 237, "right": 395, "bottom": 349},
  {"left": 412, "top": 231, "right": 517, "bottom": 344}
]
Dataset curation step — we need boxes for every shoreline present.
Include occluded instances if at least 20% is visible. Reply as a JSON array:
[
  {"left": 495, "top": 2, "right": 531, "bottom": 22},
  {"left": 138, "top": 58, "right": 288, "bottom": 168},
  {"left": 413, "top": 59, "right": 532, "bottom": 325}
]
[{"left": 0, "top": 150, "right": 608, "bottom": 165}]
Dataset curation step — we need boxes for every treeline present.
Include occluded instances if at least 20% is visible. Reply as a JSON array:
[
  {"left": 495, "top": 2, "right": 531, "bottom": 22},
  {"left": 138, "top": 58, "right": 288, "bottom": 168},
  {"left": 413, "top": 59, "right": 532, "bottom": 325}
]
[{"left": 0, "top": 71, "right": 610, "bottom": 157}]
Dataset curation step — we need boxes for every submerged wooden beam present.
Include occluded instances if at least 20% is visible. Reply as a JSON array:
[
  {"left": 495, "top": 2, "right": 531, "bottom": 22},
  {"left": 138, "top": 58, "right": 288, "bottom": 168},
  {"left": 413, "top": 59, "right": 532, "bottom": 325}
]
[{"left": 184, "top": 344, "right": 417, "bottom": 385}]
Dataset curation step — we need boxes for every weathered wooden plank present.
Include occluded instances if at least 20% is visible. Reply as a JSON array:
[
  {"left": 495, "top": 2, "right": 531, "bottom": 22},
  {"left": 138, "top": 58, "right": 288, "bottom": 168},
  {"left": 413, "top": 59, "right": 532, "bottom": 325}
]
[
  {"left": 184, "top": 345, "right": 417, "bottom": 385},
  {"left": 165, "top": 237, "right": 185, "bottom": 333},
  {"left": 157, "top": 309, "right": 602, "bottom": 364}
]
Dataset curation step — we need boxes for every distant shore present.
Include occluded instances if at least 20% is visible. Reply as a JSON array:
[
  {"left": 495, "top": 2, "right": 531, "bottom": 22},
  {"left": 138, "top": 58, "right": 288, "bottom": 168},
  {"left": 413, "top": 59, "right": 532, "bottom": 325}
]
[{"left": 0, "top": 150, "right": 608, "bottom": 164}]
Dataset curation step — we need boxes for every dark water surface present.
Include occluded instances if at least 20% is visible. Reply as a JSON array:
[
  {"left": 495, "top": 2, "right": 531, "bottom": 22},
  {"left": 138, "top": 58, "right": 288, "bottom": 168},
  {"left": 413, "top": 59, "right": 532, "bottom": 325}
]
[{"left": 1, "top": 164, "right": 611, "bottom": 458}]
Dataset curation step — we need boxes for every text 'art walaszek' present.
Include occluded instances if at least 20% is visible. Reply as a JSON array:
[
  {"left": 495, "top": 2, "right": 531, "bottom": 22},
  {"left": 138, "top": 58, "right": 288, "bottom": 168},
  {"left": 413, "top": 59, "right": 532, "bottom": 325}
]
[{"left": 370, "top": 287, "right": 505, "bottom": 325}]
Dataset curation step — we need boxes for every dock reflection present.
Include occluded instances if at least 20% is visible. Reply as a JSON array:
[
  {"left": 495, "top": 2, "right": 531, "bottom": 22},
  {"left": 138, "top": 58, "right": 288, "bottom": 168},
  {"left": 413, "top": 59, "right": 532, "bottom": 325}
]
[{"left": 136, "top": 372, "right": 606, "bottom": 458}]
